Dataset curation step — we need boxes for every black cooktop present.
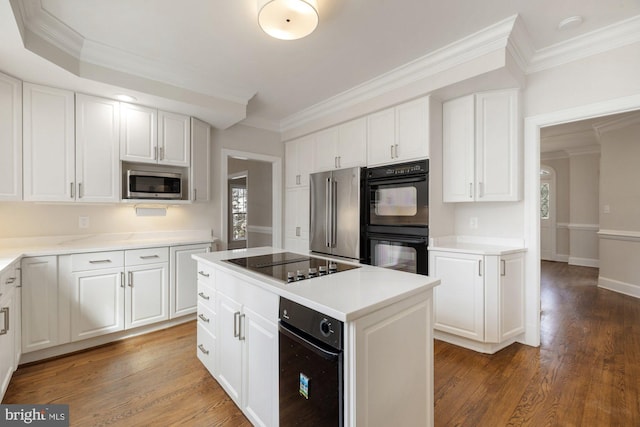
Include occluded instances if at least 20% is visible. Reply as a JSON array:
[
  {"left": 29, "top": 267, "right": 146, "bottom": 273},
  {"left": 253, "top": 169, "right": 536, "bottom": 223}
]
[{"left": 224, "top": 252, "right": 359, "bottom": 283}]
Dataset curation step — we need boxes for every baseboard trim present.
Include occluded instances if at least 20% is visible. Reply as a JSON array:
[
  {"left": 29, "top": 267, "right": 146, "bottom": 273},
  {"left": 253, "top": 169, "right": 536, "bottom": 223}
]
[
  {"left": 433, "top": 330, "right": 522, "bottom": 354},
  {"left": 568, "top": 256, "right": 599, "bottom": 268},
  {"left": 555, "top": 254, "right": 569, "bottom": 262},
  {"left": 598, "top": 276, "right": 640, "bottom": 299}
]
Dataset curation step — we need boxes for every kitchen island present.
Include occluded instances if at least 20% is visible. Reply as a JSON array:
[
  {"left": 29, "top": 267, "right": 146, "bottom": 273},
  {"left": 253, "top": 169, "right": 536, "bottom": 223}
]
[{"left": 193, "top": 247, "right": 440, "bottom": 427}]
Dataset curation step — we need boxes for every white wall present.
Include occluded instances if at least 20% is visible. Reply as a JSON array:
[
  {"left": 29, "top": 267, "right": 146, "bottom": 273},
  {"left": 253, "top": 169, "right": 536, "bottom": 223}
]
[{"left": 568, "top": 152, "right": 600, "bottom": 266}]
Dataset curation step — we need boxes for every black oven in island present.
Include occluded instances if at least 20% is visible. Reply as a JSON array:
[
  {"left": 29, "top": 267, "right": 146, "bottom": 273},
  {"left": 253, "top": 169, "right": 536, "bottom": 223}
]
[{"left": 363, "top": 159, "right": 429, "bottom": 275}]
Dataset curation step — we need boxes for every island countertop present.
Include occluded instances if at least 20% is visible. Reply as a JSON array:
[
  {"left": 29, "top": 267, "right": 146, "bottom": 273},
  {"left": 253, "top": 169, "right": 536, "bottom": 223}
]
[{"left": 193, "top": 246, "right": 440, "bottom": 322}]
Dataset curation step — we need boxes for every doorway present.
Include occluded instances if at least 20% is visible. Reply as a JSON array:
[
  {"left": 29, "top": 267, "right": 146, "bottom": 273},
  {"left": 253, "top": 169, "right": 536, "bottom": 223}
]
[
  {"left": 539, "top": 166, "right": 556, "bottom": 261},
  {"left": 227, "top": 172, "right": 248, "bottom": 249}
]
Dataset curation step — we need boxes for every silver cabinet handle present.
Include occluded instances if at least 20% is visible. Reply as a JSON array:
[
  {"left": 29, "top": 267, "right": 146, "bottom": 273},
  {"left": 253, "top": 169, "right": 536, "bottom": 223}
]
[
  {"left": 390, "top": 145, "right": 394, "bottom": 159},
  {"left": 295, "top": 226, "right": 300, "bottom": 237},
  {"left": 478, "top": 260, "right": 482, "bottom": 277},
  {"left": 296, "top": 174, "right": 301, "bottom": 185},
  {"left": 79, "top": 182, "right": 83, "bottom": 199},
  {"left": 233, "top": 311, "right": 240, "bottom": 338},
  {"left": 198, "top": 271, "right": 210, "bottom": 278},
  {"left": 193, "top": 189, "right": 197, "bottom": 201},
  {"left": 198, "top": 291, "right": 210, "bottom": 300},
  {"left": 128, "top": 271, "right": 133, "bottom": 287},
  {"left": 197, "top": 344, "right": 209, "bottom": 355},
  {"left": 140, "top": 255, "right": 159, "bottom": 259},
  {"left": 5, "top": 277, "right": 15, "bottom": 285},
  {"left": 469, "top": 183, "right": 473, "bottom": 199},
  {"left": 479, "top": 182, "right": 484, "bottom": 198},
  {"left": 0, "top": 307, "right": 9, "bottom": 335},
  {"left": 120, "top": 272, "right": 125, "bottom": 288},
  {"left": 338, "top": 156, "right": 341, "bottom": 168},
  {"left": 89, "top": 259, "right": 112, "bottom": 264},
  {"left": 70, "top": 182, "right": 75, "bottom": 199},
  {"left": 159, "top": 146, "right": 164, "bottom": 161},
  {"left": 154, "top": 146, "right": 158, "bottom": 160},
  {"left": 501, "top": 259, "right": 506, "bottom": 276},
  {"left": 239, "top": 313, "right": 246, "bottom": 341},
  {"left": 198, "top": 313, "right": 210, "bottom": 323},
  {"left": 394, "top": 144, "right": 399, "bottom": 158}
]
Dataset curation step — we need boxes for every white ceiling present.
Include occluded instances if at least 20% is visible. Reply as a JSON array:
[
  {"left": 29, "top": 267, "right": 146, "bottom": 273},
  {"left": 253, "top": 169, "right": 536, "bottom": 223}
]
[{"left": 3, "top": 0, "right": 640, "bottom": 130}]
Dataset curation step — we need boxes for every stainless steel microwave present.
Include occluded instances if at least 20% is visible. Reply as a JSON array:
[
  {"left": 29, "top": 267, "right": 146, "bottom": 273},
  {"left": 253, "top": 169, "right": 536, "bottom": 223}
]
[{"left": 125, "top": 170, "right": 182, "bottom": 199}]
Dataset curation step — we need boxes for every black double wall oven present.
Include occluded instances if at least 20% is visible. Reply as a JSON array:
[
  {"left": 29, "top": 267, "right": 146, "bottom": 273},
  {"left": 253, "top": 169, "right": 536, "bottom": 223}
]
[{"left": 363, "top": 159, "right": 429, "bottom": 275}]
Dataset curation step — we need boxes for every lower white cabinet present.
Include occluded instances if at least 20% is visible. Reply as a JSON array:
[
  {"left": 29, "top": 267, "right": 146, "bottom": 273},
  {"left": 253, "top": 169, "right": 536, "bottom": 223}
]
[
  {"left": 21, "top": 256, "right": 60, "bottom": 353},
  {"left": 196, "top": 264, "right": 279, "bottom": 427},
  {"left": 170, "top": 243, "right": 211, "bottom": 319},
  {"left": 430, "top": 250, "right": 525, "bottom": 352},
  {"left": 126, "top": 260, "right": 169, "bottom": 329},
  {"left": 1, "top": 262, "right": 20, "bottom": 400}
]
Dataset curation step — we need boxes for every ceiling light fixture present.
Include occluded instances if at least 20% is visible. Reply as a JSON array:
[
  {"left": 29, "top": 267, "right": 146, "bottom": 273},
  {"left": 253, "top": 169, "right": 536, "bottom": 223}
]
[
  {"left": 257, "top": 0, "right": 319, "bottom": 40},
  {"left": 557, "top": 15, "right": 584, "bottom": 31}
]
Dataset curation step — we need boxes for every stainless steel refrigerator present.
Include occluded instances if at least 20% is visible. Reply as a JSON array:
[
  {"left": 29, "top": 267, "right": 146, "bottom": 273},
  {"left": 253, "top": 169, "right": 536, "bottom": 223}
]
[{"left": 309, "top": 167, "right": 363, "bottom": 260}]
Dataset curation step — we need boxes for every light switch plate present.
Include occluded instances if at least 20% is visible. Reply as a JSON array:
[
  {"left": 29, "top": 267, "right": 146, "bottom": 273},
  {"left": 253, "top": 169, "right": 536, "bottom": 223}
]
[{"left": 79, "top": 216, "right": 90, "bottom": 228}]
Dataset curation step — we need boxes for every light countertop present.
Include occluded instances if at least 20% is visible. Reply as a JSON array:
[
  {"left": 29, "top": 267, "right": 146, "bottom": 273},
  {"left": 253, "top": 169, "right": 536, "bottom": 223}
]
[
  {"left": 429, "top": 236, "right": 527, "bottom": 256},
  {"left": 0, "top": 230, "right": 215, "bottom": 274},
  {"left": 193, "top": 247, "right": 440, "bottom": 322}
]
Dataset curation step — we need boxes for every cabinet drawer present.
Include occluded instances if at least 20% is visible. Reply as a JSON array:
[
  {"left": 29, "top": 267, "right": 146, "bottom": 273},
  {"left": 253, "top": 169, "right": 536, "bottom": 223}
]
[
  {"left": 125, "top": 247, "right": 169, "bottom": 266},
  {"left": 197, "top": 281, "right": 215, "bottom": 309},
  {"left": 197, "top": 323, "right": 216, "bottom": 376},
  {"left": 196, "top": 262, "right": 215, "bottom": 285},
  {"left": 197, "top": 301, "right": 216, "bottom": 337},
  {"left": 71, "top": 251, "right": 124, "bottom": 272}
]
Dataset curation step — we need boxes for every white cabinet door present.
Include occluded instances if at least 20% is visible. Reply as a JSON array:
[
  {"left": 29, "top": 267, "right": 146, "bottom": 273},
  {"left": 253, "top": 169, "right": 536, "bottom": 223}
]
[
  {"left": 284, "top": 187, "right": 309, "bottom": 253},
  {"left": 158, "top": 110, "right": 190, "bottom": 167},
  {"left": 170, "top": 244, "right": 211, "bottom": 319},
  {"left": 216, "top": 290, "right": 243, "bottom": 405},
  {"left": 125, "top": 263, "right": 169, "bottom": 329},
  {"left": 75, "top": 94, "right": 120, "bottom": 202},
  {"left": 395, "top": 97, "right": 429, "bottom": 162},
  {"left": 0, "top": 287, "right": 15, "bottom": 400},
  {"left": 0, "top": 72, "right": 22, "bottom": 201},
  {"left": 367, "top": 107, "right": 395, "bottom": 166},
  {"left": 475, "top": 90, "right": 520, "bottom": 201},
  {"left": 70, "top": 268, "right": 125, "bottom": 341},
  {"left": 496, "top": 253, "right": 525, "bottom": 342},
  {"left": 23, "top": 83, "right": 75, "bottom": 201},
  {"left": 120, "top": 102, "right": 157, "bottom": 163},
  {"left": 337, "top": 117, "right": 367, "bottom": 169},
  {"left": 242, "top": 306, "right": 278, "bottom": 427},
  {"left": 313, "top": 127, "right": 339, "bottom": 172},
  {"left": 442, "top": 95, "right": 475, "bottom": 202},
  {"left": 21, "top": 256, "right": 59, "bottom": 353},
  {"left": 285, "top": 136, "right": 313, "bottom": 188},
  {"left": 190, "top": 118, "right": 211, "bottom": 202},
  {"left": 431, "top": 251, "right": 484, "bottom": 341}
]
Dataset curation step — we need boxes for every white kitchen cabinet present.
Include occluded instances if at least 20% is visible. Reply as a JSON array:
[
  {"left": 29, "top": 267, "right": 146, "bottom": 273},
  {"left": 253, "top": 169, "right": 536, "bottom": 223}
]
[
  {"left": 200, "top": 267, "right": 278, "bottom": 427},
  {"left": 75, "top": 93, "right": 121, "bottom": 202},
  {"left": 0, "top": 263, "right": 20, "bottom": 400},
  {"left": 190, "top": 118, "right": 211, "bottom": 202},
  {"left": 120, "top": 102, "right": 157, "bottom": 163},
  {"left": 0, "top": 71, "right": 22, "bottom": 201},
  {"left": 21, "top": 256, "right": 60, "bottom": 353},
  {"left": 125, "top": 247, "right": 169, "bottom": 329},
  {"left": 11, "top": 262, "right": 21, "bottom": 367},
  {"left": 158, "top": 110, "right": 190, "bottom": 167},
  {"left": 367, "top": 96, "right": 429, "bottom": 167},
  {"left": 170, "top": 243, "right": 211, "bottom": 319},
  {"left": 430, "top": 249, "right": 525, "bottom": 352},
  {"left": 284, "top": 187, "right": 309, "bottom": 253},
  {"left": 442, "top": 89, "right": 520, "bottom": 202},
  {"left": 285, "top": 136, "right": 313, "bottom": 188},
  {"left": 313, "top": 118, "right": 367, "bottom": 172},
  {"left": 23, "top": 83, "right": 75, "bottom": 201}
]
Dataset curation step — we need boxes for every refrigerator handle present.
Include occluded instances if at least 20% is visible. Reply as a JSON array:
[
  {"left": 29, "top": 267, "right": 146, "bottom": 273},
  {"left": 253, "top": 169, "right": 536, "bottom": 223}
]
[
  {"left": 326, "top": 177, "right": 332, "bottom": 248},
  {"left": 331, "top": 179, "right": 337, "bottom": 247}
]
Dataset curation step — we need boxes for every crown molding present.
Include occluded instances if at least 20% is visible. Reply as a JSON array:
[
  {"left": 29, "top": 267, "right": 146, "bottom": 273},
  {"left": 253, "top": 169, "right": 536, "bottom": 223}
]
[
  {"left": 280, "top": 15, "right": 519, "bottom": 132},
  {"left": 540, "top": 151, "right": 569, "bottom": 160},
  {"left": 592, "top": 111, "right": 640, "bottom": 140},
  {"left": 527, "top": 14, "right": 640, "bottom": 74},
  {"left": 564, "top": 145, "right": 600, "bottom": 156}
]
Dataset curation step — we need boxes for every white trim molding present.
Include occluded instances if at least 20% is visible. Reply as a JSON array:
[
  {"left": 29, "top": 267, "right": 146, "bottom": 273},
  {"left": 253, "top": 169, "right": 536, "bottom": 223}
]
[
  {"left": 598, "top": 276, "right": 640, "bottom": 300},
  {"left": 556, "top": 222, "right": 569, "bottom": 229},
  {"left": 598, "top": 229, "right": 640, "bottom": 242},
  {"left": 568, "top": 257, "right": 599, "bottom": 268},
  {"left": 593, "top": 111, "right": 640, "bottom": 141},
  {"left": 567, "top": 223, "right": 600, "bottom": 231},
  {"left": 247, "top": 225, "right": 273, "bottom": 235}
]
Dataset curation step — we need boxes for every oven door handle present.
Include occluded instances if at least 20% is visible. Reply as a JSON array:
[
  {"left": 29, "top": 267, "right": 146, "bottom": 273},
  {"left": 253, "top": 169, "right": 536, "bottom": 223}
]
[
  {"left": 367, "top": 234, "right": 428, "bottom": 245},
  {"left": 279, "top": 322, "right": 341, "bottom": 361},
  {"left": 367, "top": 175, "right": 427, "bottom": 187}
]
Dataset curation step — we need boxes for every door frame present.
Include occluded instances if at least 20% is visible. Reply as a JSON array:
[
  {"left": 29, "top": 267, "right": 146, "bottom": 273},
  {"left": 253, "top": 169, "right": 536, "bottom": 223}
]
[
  {"left": 221, "top": 149, "right": 282, "bottom": 250},
  {"left": 523, "top": 93, "right": 640, "bottom": 348}
]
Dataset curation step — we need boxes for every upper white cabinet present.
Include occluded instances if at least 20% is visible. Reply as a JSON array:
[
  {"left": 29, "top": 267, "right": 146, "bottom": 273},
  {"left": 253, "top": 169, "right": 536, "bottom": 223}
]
[
  {"left": 285, "top": 136, "right": 313, "bottom": 188},
  {"left": 158, "top": 110, "right": 190, "bottom": 167},
  {"left": 75, "top": 94, "right": 121, "bottom": 202},
  {"left": 367, "top": 96, "right": 430, "bottom": 166},
  {"left": 313, "top": 117, "right": 367, "bottom": 172},
  {"left": 0, "top": 72, "right": 22, "bottom": 201},
  {"left": 190, "top": 118, "right": 211, "bottom": 202},
  {"left": 120, "top": 103, "right": 190, "bottom": 167},
  {"left": 23, "top": 83, "right": 75, "bottom": 202},
  {"left": 120, "top": 103, "right": 157, "bottom": 163},
  {"left": 443, "top": 89, "right": 520, "bottom": 202}
]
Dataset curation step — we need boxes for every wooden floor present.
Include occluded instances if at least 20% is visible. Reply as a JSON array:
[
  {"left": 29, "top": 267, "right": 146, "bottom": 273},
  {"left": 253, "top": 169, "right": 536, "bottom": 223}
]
[{"left": 3, "top": 261, "right": 640, "bottom": 426}]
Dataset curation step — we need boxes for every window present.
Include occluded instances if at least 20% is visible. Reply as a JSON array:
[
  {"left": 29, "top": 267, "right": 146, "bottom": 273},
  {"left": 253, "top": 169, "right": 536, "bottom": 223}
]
[
  {"left": 540, "top": 182, "right": 550, "bottom": 220},
  {"left": 231, "top": 184, "right": 247, "bottom": 241}
]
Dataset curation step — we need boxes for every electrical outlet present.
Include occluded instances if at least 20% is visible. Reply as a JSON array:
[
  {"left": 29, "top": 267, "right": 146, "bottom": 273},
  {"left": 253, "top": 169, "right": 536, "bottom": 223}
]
[
  {"left": 603, "top": 205, "right": 610, "bottom": 214},
  {"left": 79, "top": 216, "right": 90, "bottom": 229},
  {"left": 469, "top": 217, "right": 478, "bottom": 229}
]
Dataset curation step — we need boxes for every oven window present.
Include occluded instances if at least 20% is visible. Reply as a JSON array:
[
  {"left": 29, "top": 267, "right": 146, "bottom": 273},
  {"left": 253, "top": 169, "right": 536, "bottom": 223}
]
[
  {"left": 373, "top": 241, "right": 418, "bottom": 274},
  {"left": 375, "top": 186, "right": 417, "bottom": 216}
]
